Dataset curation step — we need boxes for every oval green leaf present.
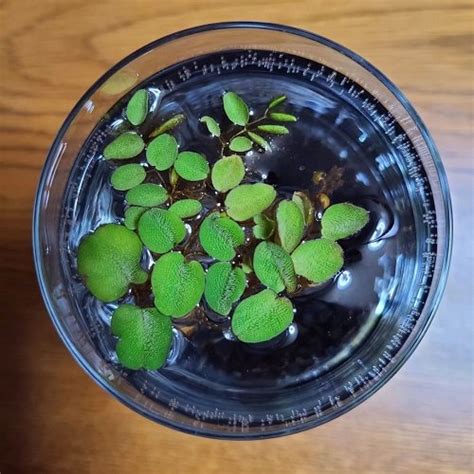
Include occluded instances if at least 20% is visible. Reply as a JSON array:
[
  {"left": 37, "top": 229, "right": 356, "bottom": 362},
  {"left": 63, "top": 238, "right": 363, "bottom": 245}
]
[
  {"left": 204, "top": 262, "right": 246, "bottom": 316},
  {"left": 292, "top": 238, "right": 344, "bottom": 283},
  {"left": 223, "top": 91, "right": 249, "bottom": 126},
  {"left": 211, "top": 155, "right": 245, "bottom": 192},
  {"left": 252, "top": 213, "right": 275, "bottom": 240},
  {"left": 225, "top": 183, "right": 276, "bottom": 221},
  {"left": 199, "top": 212, "right": 244, "bottom": 261},
  {"left": 229, "top": 136, "right": 253, "bottom": 152},
  {"left": 146, "top": 133, "right": 178, "bottom": 171},
  {"left": 152, "top": 252, "right": 205, "bottom": 317},
  {"left": 174, "top": 151, "right": 210, "bottom": 181},
  {"left": 149, "top": 114, "right": 186, "bottom": 138},
  {"left": 269, "top": 112, "right": 297, "bottom": 122},
  {"left": 168, "top": 199, "right": 202, "bottom": 218},
  {"left": 126, "top": 89, "right": 148, "bottom": 126},
  {"left": 268, "top": 95, "right": 286, "bottom": 109},
  {"left": 321, "top": 203, "right": 370, "bottom": 240},
  {"left": 111, "top": 304, "right": 172, "bottom": 370},
  {"left": 257, "top": 125, "right": 289, "bottom": 135},
  {"left": 231, "top": 289, "right": 294, "bottom": 344},
  {"left": 124, "top": 206, "right": 146, "bottom": 230},
  {"left": 103, "top": 132, "right": 145, "bottom": 160},
  {"left": 292, "top": 191, "right": 314, "bottom": 225},
  {"left": 199, "top": 115, "right": 221, "bottom": 137},
  {"left": 247, "top": 131, "right": 270, "bottom": 151},
  {"left": 77, "top": 224, "right": 147, "bottom": 302},
  {"left": 125, "top": 183, "right": 168, "bottom": 207},
  {"left": 253, "top": 242, "right": 296, "bottom": 293},
  {"left": 111, "top": 164, "right": 146, "bottom": 191},
  {"left": 276, "top": 200, "right": 305, "bottom": 253}
]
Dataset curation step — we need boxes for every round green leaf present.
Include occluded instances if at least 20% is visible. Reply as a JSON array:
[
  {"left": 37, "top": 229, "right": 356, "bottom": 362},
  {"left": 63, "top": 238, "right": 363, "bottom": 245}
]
[
  {"left": 111, "top": 304, "right": 172, "bottom": 370},
  {"left": 125, "top": 183, "right": 168, "bottom": 207},
  {"left": 124, "top": 206, "right": 146, "bottom": 230},
  {"left": 225, "top": 183, "right": 276, "bottom": 221},
  {"left": 253, "top": 242, "right": 296, "bottom": 293},
  {"left": 321, "top": 203, "right": 370, "bottom": 240},
  {"left": 268, "top": 95, "right": 286, "bottom": 109},
  {"left": 138, "top": 208, "right": 186, "bottom": 254},
  {"left": 204, "top": 262, "right": 246, "bottom": 316},
  {"left": 174, "top": 151, "right": 210, "bottom": 181},
  {"left": 229, "top": 136, "right": 253, "bottom": 152},
  {"left": 269, "top": 112, "right": 297, "bottom": 122},
  {"left": 231, "top": 289, "right": 294, "bottom": 344},
  {"left": 252, "top": 213, "right": 275, "bottom": 240},
  {"left": 247, "top": 131, "right": 270, "bottom": 151},
  {"left": 257, "top": 125, "right": 289, "bottom": 135},
  {"left": 152, "top": 252, "right": 205, "bottom": 317},
  {"left": 223, "top": 91, "right": 249, "bottom": 126},
  {"left": 111, "top": 164, "right": 146, "bottom": 191},
  {"left": 199, "top": 212, "right": 244, "bottom": 261},
  {"left": 199, "top": 115, "right": 221, "bottom": 137},
  {"left": 276, "top": 200, "right": 305, "bottom": 253},
  {"left": 77, "top": 224, "right": 147, "bottom": 302},
  {"left": 292, "top": 191, "right": 314, "bottom": 225},
  {"left": 149, "top": 114, "right": 186, "bottom": 138},
  {"left": 292, "top": 238, "right": 344, "bottom": 283},
  {"left": 126, "top": 89, "right": 148, "bottom": 126},
  {"left": 146, "top": 133, "right": 178, "bottom": 171},
  {"left": 211, "top": 155, "right": 245, "bottom": 192},
  {"left": 104, "top": 132, "right": 145, "bottom": 160},
  {"left": 168, "top": 199, "right": 202, "bottom": 218}
]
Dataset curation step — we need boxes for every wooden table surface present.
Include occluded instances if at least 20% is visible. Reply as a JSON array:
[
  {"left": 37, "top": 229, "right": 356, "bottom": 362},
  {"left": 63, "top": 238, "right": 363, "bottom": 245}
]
[{"left": 1, "top": 1, "right": 472, "bottom": 473}]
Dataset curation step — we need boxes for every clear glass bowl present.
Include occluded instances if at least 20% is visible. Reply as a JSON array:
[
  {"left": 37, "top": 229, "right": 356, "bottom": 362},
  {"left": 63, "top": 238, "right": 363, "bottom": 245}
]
[{"left": 33, "top": 22, "right": 452, "bottom": 439}]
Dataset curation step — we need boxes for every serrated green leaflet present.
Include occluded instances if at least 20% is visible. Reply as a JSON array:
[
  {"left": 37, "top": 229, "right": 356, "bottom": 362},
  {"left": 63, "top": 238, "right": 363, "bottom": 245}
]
[
  {"left": 111, "top": 304, "right": 172, "bottom": 370},
  {"left": 292, "top": 191, "right": 314, "bottom": 225},
  {"left": 138, "top": 208, "right": 185, "bottom": 254},
  {"left": 276, "top": 200, "right": 305, "bottom": 253},
  {"left": 149, "top": 114, "right": 186, "bottom": 138},
  {"left": 223, "top": 91, "right": 249, "bottom": 126},
  {"left": 321, "top": 203, "right": 369, "bottom": 240},
  {"left": 204, "top": 262, "right": 246, "bottom": 316},
  {"left": 269, "top": 112, "right": 297, "bottom": 122},
  {"left": 225, "top": 183, "right": 276, "bottom": 221},
  {"left": 168, "top": 199, "right": 202, "bottom": 218},
  {"left": 125, "top": 183, "right": 168, "bottom": 207},
  {"left": 146, "top": 133, "right": 178, "bottom": 171},
  {"left": 211, "top": 155, "right": 245, "bottom": 192},
  {"left": 199, "top": 212, "right": 244, "bottom": 261},
  {"left": 257, "top": 125, "right": 289, "bottom": 135},
  {"left": 253, "top": 242, "right": 296, "bottom": 293},
  {"left": 199, "top": 115, "right": 221, "bottom": 137},
  {"left": 77, "top": 224, "right": 147, "bottom": 302},
  {"left": 103, "top": 132, "right": 145, "bottom": 160},
  {"left": 247, "top": 131, "right": 270, "bottom": 151},
  {"left": 124, "top": 206, "right": 146, "bottom": 230},
  {"left": 126, "top": 89, "right": 148, "bottom": 126},
  {"left": 252, "top": 213, "right": 275, "bottom": 240},
  {"left": 174, "top": 151, "right": 210, "bottom": 181},
  {"left": 292, "top": 238, "right": 344, "bottom": 283},
  {"left": 229, "top": 136, "right": 252, "bottom": 152},
  {"left": 268, "top": 95, "right": 286, "bottom": 109},
  {"left": 111, "top": 164, "right": 146, "bottom": 191},
  {"left": 231, "top": 289, "right": 294, "bottom": 343},
  {"left": 152, "top": 252, "right": 205, "bottom": 317}
]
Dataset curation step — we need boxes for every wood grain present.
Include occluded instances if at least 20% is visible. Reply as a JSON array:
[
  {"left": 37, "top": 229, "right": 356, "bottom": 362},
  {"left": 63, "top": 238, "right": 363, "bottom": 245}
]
[{"left": 0, "top": 1, "right": 472, "bottom": 473}]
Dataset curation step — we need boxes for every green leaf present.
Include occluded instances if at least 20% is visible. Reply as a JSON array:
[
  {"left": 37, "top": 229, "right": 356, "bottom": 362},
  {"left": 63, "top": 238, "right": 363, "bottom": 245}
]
[
  {"left": 231, "top": 289, "right": 294, "bottom": 343},
  {"left": 229, "top": 136, "right": 253, "bottom": 152},
  {"left": 211, "top": 155, "right": 245, "bottom": 192},
  {"left": 253, "top": 242, "right": 296, "bottom": 293},
  {"left": 199, "top": 115, "right": 221, "bottom": 137},
  {"left": 125, "top": 183, "right": 168, "bottom": 207},
  {"left": 241, "top": 262, "right": 253, "bottom": 274},
  {"left": 204, "top": 262, "right": 246, "bottom": 316},
  {"left": 138, "top": 208, "right": 186, "bottom": 254},
  {"left": 247, "top": 131, "right": 270, "bottom": 151},
  {"left": 124, "top": 206, "right": 146, "bottom": 230},
  {"left": 77, "top": 224, "right": 147, "bottom": 302},
  {"left": 252, "top": 213, "right": 275, "bottom": 240},
  {"left": 174, "top": 151, "right": 210, "bottom": 181},
  {"left": 169, "top": 167, "right": 179, "bottom": 187},
  {"left": 198, "top": 212, "right": 244, "bottom": 261},
  {"left": 276, "top": 200, "right": 305, "bottom": 253},
  {"left": 267, "top": 95, "right": 286, "bottom": 109},
  {"left": 149, "top": 114, "right": 186, "bottom": 138},
  {"left": 111, "top": 164, "right": 146, "bottom": 191},
  {"left": 292, "top": 238, "right": 344, "bottom": 283},
  {"left": 292, "top": 191, "right": 314, "bottom": 225},
  {"left": 152, "top": 252, "right": 205, "bottom": 317},
  {"left": 223, "top": 91, "right": 249, "bottom": 126},
  {"left": 225, "top": 183, "right": 276, "bottom": 221},
  {"left": 111, "top": 305, "right": 172, "bottom": 370},
  {"left": 321, "top": 203, "right": 370, "bottom": 240},
  {"left": 103, "top": 132, "right": 145, "bottom": 160},
  {"left": 269, "top": 112, "right": 297, "bottom": 122},
  {"left": 257, "top": 125, "right": 289, "bottom": 135},
  {"left": 168, "top": 199, "right": 202, "bottom": 218},
  {"left": 146, "top": 133, "right": 178, "bottom": 171},
  {"left": 126, "top": 89, "right": 148, "bottom": 126}
]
